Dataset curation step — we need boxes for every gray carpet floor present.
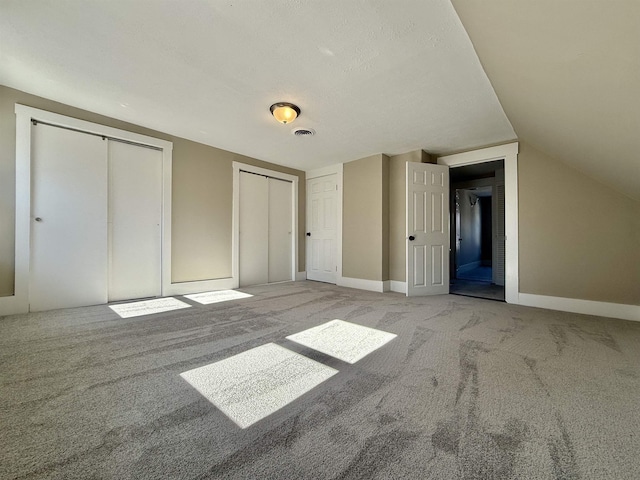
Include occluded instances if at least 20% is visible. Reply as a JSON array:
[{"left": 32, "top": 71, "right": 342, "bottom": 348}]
[{"left": 1, "top": 281, "right": 639, "bottom": 479}]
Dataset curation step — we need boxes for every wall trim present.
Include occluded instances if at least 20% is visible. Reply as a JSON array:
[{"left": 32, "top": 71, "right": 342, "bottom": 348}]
[
  {"left": 296, "top": 271, "right": 307, "bottom": 281},
  {"left": 337, "top": 276, "right": 389, "bottom": 293},
  {"left": 518, "top": 293, "right": 640, "bottom": 322},
  {"left": 0, "top": 296, "right": 26, "bottom": 316},
  {"left": 438, "top": 142, "right": 519, "bottom": 304},
  {"left": 390, "top": 280, "right": 407, "bottom": 294},
  {"left": 232, "top": 161, "right": 299, "bottom": 289},
  {"left": 4, "top": 104, "right": 174, "bottom": 316}
]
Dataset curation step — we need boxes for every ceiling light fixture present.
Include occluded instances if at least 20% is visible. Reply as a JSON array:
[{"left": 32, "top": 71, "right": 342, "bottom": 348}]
[{"left": 270, "top": 102, "right": 300, "bottom": 124}]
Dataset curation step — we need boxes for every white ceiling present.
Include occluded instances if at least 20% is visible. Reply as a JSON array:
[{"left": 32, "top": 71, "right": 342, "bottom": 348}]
[{"left": 0, "top": 0, "right": 515, "bottom": 171}]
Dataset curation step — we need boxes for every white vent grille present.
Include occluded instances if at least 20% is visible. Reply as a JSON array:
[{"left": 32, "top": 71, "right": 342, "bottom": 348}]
[{"left": 291, "top": 128, "right": 315, "bottom": 136}]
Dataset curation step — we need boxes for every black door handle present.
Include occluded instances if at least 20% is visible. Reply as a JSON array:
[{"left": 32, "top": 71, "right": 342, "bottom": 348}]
[
  {"left": 306, "top": 232, "right": 311, "bottom": 237},
  {"left": 408, "top": 235, "right": 415, "bottom": 241}
]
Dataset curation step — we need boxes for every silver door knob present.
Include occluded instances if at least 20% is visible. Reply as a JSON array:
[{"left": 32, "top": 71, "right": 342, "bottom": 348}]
[{"left": 35, "top": 217, "right": 42, "bottom": 222}]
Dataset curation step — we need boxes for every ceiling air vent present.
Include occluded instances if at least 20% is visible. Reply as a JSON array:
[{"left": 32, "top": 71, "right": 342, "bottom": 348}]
[{"left": 291, "top": 127, "right": 315, "bottom": 136}]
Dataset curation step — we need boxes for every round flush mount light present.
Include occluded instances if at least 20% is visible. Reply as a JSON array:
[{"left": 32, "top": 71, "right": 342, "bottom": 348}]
[{"left": 270, "top": 102, "right": 300, "bottom": 124}]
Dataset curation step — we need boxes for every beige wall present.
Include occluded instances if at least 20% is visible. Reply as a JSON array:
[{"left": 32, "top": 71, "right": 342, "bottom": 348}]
[
  {"left": 6, "top": 83, "right": 636, "bottom": 306},
  {"left": 0, "top": 85, "right": 305, "bottom": 296},
  {"left": 388, "top": 150, "right": 434, "bottom": 281},
  {"left": 518, "top": 142, "right": 640, "bottom": 305},
  {"left": 342, "top": 154, "right": 389, "bottom": 281}
]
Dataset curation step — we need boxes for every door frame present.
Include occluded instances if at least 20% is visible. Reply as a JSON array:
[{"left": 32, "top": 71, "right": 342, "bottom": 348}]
[
  {"left": 438, "top": 142, "right": 519, "bottom": 304},
  {"left": 232, "top": 161, "right": 299, "bottom": 288},
  {"left": 1, "top": 104, "right": 173, "bottom": 316}
]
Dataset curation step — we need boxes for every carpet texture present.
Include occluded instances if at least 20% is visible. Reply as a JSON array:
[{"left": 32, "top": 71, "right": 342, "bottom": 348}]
[{"left": 1, "top": 281, "right": 639, "bottom": 479}]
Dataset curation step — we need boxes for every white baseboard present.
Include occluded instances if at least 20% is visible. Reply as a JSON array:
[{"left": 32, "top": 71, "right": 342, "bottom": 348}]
[
  {"left": 337, "top": 276, "right": 388, "bottom": 293},
  {"left": 0, "top": 295, "right": 29, "bottom": 316},
  {"left": 518, "top": 293, "right": 640, "bottom": 322},
  {"left": 295, "top": 271, "right": 307, "bottom": 281},
  {"left": 164, "top": 278, "right": 236, "bottom": 296},
  {"left": 390, "top": 281, "right": 407, "bottom": 294}
]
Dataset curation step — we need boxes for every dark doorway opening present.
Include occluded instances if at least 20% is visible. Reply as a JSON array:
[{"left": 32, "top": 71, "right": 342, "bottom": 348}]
[{"left": 450, "top": 160, "right": 505, "bottom": 301}]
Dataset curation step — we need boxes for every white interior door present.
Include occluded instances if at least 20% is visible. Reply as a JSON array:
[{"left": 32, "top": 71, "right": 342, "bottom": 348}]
[
  {"left": 268, "top": 177, "right": 292, "bottom": 283},
  {"left": 239, "top": 172, "right": 269, "bottom": 287},
  {"left": 306, "top": 174, "right": 337, "bottom": 283},
  {"left": 30, "top": 124, "right": 108, "bottom": 311},
  {"left": 406, "top": 162, "right": 450, "bottom": 296},
  {"left": 108, "top": 140, "right": 163, "bottom": 301}
]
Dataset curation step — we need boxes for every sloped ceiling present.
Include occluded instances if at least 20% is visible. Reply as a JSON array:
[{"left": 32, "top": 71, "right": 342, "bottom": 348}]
[
  {"left": 452, "top": 0, "right": 640, "bottom": 200},
  {"left": 0, "top": 0, "right": 515, "bottom": 171}
]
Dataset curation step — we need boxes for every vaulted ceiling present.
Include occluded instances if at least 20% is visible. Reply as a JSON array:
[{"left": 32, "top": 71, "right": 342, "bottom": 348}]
[
  {"left": 452, "top": 0, "right": 640, "bottom": 200},
  {"left": 1, "top": 1, "right": 637, "bottom": 199}
]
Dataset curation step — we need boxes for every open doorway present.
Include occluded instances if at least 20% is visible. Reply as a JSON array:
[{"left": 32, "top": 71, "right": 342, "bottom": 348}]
[{"left": 450, "top": 160, "right": 505, "bottom": 301}]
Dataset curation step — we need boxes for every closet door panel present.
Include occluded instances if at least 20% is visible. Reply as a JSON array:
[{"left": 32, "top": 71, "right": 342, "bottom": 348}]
[
  {"left": 30, "top": 124, "right": 108, "bottom": 311},
  {"left": 239, "top": 172, "right": 269, "bottom": 287},
  {"left": 108, "top": 141, "right": 163, "bottom": 301},
  {"left": 268, "top": 178, "right": 292, "bottom": 283}
]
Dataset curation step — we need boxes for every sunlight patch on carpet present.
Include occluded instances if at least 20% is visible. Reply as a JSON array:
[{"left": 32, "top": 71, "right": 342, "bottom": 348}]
[
  {"left": 180, "top": 343, "right": 338, "bottom": 428},
  {"left": 109, "top": 297, "right": 191, "bottom": 318},
  {"left": 184, "top": 290, "right": 253, "bottom": 305},
  {"left": 286, "top": 319, "right": 397, "bottom": 364}
]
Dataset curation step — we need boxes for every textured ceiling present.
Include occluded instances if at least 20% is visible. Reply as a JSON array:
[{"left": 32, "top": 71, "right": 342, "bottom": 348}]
[
  {"left": 0, "top": 0, "right": 515, "bottom": 171},
  {"left": 452, "top": 0, "right": 640, "bottom": 200}
]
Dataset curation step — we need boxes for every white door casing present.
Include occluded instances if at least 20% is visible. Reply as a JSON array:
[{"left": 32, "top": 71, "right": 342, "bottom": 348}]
[
  {"left": 238, "top": 171, "right": 294, "bottom": 287},
  {"left": 30, "top": 123, "right": 109, "bottom": 311},
  {"left": 232, "top": 162, "right": 298, "bottom": 289},
  {"left": 406, "top": 162, "right": 450, "bottom": 296},
  {"left": 306, "top": 174, "right": 337, "bottom": 283},
  {"left": 108, "top": 140, "right": 163, "bottom": 301},
  {"left": 438, "top": 143, "right": 519, "bottom": 304},
  {"left": 3, "top": 105, "right": 173, "bottom": 316},
  {"left": 438, "top": 142, "right": 521, "bottom": 304},
  {"left": 493, "top": 168, "right": 506, "bottom": 286}
]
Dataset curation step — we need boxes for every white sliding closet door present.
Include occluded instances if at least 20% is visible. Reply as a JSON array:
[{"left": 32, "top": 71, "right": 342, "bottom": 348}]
[
  {"left": 108, "top": 141, "right": 163, "bottom": 301},
  {"left": 30, "top": 124, "right": 108, "bottom": 311},
  {"left": 239, "top": 172, "right": 269, "bottom": 287},
  {"left": 268, "top": 178, "right": 292, "bottom": 283}
]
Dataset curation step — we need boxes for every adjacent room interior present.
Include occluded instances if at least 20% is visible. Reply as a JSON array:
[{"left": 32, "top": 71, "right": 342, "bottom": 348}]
[
  {"left": 449, "top": 160, "right": 505, "bottom": 302},
  {"left": 1, "top": 1, "right": 639, "bottom": 479}
]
